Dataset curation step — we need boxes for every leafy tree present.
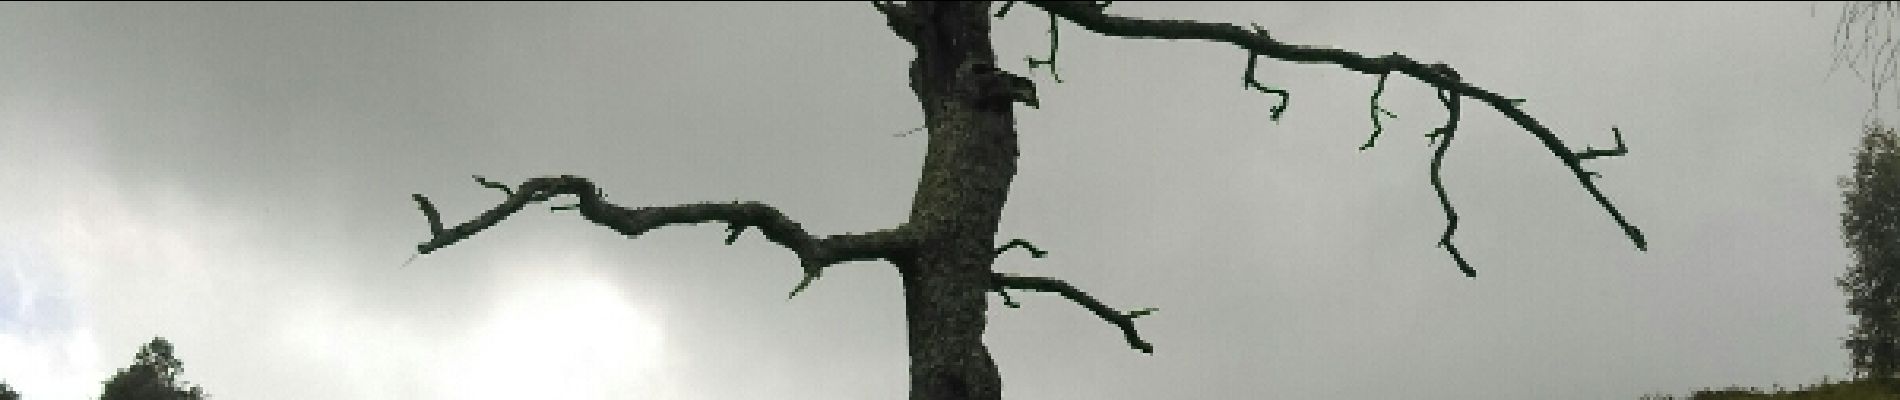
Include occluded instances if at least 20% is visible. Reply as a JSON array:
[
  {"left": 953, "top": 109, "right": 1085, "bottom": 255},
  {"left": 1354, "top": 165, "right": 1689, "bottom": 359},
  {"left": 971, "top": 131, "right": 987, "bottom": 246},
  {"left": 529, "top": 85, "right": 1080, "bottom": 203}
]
[
  {"left": 403, "top": 3, "right": 1645, "bottom": 399},
  {"left": 0, "top": 381, "right": 19, "bottom": 400},
  {"left": 99, "top": 337, "right": 206, "bottom": 400},
  {"left": 1842, "top": 122, "right": 1900, "bottom": 380}
]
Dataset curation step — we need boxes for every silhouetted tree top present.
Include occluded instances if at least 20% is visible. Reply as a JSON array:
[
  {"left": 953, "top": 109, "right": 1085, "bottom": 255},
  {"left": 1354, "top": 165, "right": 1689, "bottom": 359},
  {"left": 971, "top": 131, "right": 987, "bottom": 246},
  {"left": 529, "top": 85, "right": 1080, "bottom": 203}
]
[{"left": 99, "top": 337, "right": 206, "bottom": 400}]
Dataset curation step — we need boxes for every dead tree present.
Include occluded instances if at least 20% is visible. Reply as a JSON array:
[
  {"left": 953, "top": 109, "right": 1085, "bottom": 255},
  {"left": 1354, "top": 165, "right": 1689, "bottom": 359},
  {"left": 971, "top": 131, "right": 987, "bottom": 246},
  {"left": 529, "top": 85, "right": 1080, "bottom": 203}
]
[
  {"left": 405, "top": 2, "right": 1645, "bottom": 399},
  {"left": 1826, "top": 1, "right": 1900, "bottom": 117}
]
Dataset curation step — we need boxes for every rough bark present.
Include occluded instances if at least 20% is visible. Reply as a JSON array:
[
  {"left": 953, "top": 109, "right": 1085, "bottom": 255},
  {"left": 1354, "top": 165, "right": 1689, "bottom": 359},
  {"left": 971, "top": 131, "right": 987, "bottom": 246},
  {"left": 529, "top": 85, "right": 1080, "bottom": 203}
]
[{"left": 893, "top": 3, "right": 1014, "bottom": 399}]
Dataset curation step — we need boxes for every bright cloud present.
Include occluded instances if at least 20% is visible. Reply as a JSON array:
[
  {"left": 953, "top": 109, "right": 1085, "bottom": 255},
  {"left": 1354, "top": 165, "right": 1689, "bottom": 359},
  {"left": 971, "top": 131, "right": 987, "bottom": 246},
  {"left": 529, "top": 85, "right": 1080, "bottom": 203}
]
[
  {"left": 0, "top": 238, "right": 100, "bottom": 400},
  {"left": 2, "top": 85, "right": 674, "bottom": 399},
  {"left": 0, "top": 91, "right": 115, "bottom": 400},
  {"left": 436, "top": 270, "right": 668, "bottom": 399}
]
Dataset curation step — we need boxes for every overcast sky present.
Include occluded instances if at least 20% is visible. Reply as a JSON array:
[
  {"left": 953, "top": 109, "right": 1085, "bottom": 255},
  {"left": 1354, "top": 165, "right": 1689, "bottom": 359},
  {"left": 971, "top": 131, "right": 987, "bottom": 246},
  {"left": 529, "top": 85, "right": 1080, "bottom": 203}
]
[{"left": 0, "top": 2, "right": 1885, "bottom": 399}]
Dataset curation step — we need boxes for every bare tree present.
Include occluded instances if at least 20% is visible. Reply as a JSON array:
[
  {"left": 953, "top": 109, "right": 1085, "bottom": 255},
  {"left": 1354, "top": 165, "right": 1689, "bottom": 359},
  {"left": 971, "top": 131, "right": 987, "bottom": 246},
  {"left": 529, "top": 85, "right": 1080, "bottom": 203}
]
[
  {"left": 1825, "top": 1, "right": 1900, "bottom": 117},
  {"left": 404, "top": 3, "right": 1645, "bottom": 399}
]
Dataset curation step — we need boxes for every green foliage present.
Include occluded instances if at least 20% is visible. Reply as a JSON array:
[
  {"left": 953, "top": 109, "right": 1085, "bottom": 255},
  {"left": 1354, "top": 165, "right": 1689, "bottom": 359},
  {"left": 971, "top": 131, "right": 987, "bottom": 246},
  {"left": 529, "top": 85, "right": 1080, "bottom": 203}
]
[
  {"left": 1841, "top": 122, "right": 1900, "bottom": 380},
  {"left": 1639, "top": 376, "right": 1900, "bottom": 399},
  {"left": 99, "top": 337, "right": 207, "bottom": 400},
  {"left": 0, "top": 381, "right": 18, "bottom": 400}
]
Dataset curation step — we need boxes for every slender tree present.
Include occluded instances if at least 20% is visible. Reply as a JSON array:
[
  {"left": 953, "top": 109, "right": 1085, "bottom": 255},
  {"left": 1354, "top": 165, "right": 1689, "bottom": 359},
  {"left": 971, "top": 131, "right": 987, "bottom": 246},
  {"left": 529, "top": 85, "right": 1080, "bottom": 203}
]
[
  {"left": 404, "top": 3, "right": 1645, "bottom": 399},
  {"left": 1825, "top": 1, "right": 1900, "bottom": 381},
  {"left": 1842, "top": 122, "right": 1900, "bottom": 380},
  {"left": 99, "top": 337, "right": 206, "bottom": 400}
]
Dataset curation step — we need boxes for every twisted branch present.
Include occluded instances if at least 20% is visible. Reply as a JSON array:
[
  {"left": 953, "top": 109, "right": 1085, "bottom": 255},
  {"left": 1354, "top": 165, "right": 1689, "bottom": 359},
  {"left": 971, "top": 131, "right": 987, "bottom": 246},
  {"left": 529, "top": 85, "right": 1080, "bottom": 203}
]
[
  {"left": 1242, "top": 44, "right": 1290, "bottom": 121},
  {"left": 1027, "top": 1, "right": 1648, "bottom": 274},
  {"left": 1430, "top": 87, "right": 1472, "bottom": 277},
  {"left": 1361, "top": 70, "right": 1399, "bottom": 150},
  {"left": 992, "top": 238, "right": 1049, "bottom": 259},
  {"left": 992, "top": 272, "right": 1158, "bottom": 353},
  {"left": 411, "top": 175, "right": 919, "bottom": 298}
]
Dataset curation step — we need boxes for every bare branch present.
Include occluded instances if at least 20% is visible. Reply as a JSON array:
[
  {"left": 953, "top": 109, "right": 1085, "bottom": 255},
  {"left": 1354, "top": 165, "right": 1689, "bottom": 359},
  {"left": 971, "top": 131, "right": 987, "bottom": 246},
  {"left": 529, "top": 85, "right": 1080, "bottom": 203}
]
[
  {"left": 1830, "top": 1, "right": 1900, "bottom": 116},
  {"left": 1575, "top": 126, "right": 1628, "bottom": 160},
  {"left": 992, "top": 238, "right": 1048, "bottom": 259},
  {"left": 412, "top": 175, "right": 919, "bottom": 298},
  {"left": 411, "top": 193, "right": 446, "bottom": 237},
  {"left": 872, "top": 1, "right": 920, "bottom": 47},
  {"left": 994, "top": 287, "right": 1021, "bottom": 308},
  {"left": 1027, "top": 1, "right": 1648, "bottom": 268},
  {"left": 1429, "top": 88, "right": 1472, "bottom": 277},
  {"left": 1360, "top": 70, "right": 1398, "bottom": 151},
  {"left": 1026, "top": 12, "right": 1065, "bottom": 83},
  {"left": 473, "top": 175, "right": 513, "bottom": 197},
  {"left": 993, "top": 272, "right": 1157, "bottom": 353},
  {"left": 989, "top": 238, "right": 1048, "bottom": 310},
  {"left": 1241, "top": 39, "right": 1290, "bottom": 121}
]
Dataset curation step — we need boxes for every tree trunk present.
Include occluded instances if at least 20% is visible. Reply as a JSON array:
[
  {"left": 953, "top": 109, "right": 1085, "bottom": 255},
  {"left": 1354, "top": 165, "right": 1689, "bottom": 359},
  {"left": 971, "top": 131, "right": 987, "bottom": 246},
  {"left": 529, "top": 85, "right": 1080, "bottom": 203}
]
[{"left": 899, "top": 3, "right": 1016, "bottom": 399}]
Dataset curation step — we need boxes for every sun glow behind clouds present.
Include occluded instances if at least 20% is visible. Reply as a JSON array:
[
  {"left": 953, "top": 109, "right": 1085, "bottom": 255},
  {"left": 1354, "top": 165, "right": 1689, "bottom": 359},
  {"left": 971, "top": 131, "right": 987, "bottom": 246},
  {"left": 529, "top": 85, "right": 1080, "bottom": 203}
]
[
  {"left": 0, "top": 239, "right": 102, "bottom": 400},
  {"left": 436, "top": 262, "right": 668, "bottom": 400},
  {"left": 0, "top": 93, "right": 124, "bottom": 400}
]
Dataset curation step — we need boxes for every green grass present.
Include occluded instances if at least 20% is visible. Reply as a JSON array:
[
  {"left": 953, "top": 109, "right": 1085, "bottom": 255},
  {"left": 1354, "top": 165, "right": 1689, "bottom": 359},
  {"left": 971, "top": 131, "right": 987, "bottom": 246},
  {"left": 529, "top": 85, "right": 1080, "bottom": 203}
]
[{"left": 1639, "top": 376, "right": 1900, "bottom": 400}]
